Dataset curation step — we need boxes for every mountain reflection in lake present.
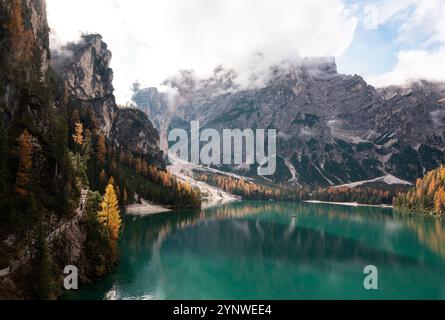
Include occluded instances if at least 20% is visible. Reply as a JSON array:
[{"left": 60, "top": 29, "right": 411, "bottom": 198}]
[{"left": 66, "top": 201, "right": 445, "bottom": 300}]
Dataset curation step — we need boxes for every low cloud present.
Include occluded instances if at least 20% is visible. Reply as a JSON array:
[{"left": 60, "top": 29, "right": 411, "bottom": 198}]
[
  {"left": 365, "top": 0, "right": 445, "bottom": 88},
  {"left": 47, "top": 0, "right": 357, "bottom": 103},
  {"left": 369, "top": 48, "right": 445, "bottom": 88}
]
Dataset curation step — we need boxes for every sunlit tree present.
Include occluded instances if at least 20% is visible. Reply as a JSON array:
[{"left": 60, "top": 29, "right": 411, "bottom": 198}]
[
  {"left": 72, "top": 121, "right": 84, "bottom": 147},
  {"left": 97, "top": 184, "right": 122, "bottom": 241}
]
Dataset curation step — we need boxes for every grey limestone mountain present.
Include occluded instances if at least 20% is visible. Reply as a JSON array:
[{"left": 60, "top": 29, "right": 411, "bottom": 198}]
[{"left": 131, "top": 59, "right": 445, "bottom": 187}]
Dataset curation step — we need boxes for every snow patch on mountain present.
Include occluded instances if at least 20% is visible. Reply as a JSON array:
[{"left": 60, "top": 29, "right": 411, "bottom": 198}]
[
  {"left": 284, "top": 158, "right": 298, "bottom": 183},
  {"left": 335, "top": 174, "right": 413, "bottom": 189}
]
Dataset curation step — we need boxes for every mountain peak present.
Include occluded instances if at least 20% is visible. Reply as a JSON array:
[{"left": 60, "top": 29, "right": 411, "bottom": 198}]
[
  {"left": 299, "top": 57, "right": 337, "bottom": 75},
  {"left": 57, "top": 33, "right": 114, "bottom": 101},
  {"left": 378, "top": 80, "right": 445, "bottom": 100}
]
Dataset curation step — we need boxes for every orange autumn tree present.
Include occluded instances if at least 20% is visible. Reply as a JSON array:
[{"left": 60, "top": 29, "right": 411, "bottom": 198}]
[
  {"left": 97, "top": 184, "right": 122, "bottom": 242},
  {"left": 15, "top": 129, "right": 33, "bottom": 197},
  {"left": 434, "top": 187, "right": 445, "bottom": 214},
  {"left": 72, "top": 121, "right": 83, "bottom": 147},
  {"left": 394, "top": 165, "right": 445, "bottom": 215}
]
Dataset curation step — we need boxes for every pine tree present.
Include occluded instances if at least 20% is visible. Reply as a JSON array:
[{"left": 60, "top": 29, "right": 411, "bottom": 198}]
[
  {"left": 63, "top": 86, "right": 69, "bottom": 107},
  {"left": 70, "top": 110, "right": 80, "bottom": 132},
  {"left": 0, "top": 130, "right": 8, "bottom": 191},
  {"left": 15, "top": 129, "right": 33, "bottom": 197},
  {"left": 97, "top": 134, "right": 106, "bottom": 168},
  {"left": 85, "top": 108, "right": 99, "bottom": 133},
  {"left": 119, "top": 150, "right": 126, "bottom": 163},
  {"left": 99, "top": 169, "right": 107, "bottom": 187},
  {"left": 31, "top": 224, "right": 56, "bottom": 300},
  {"left": 123, "top": 188, "right": 128, "bottom": 205},
  {"left": 97, "top": 184, "right": 122, "bottom": 241},
  {"left": 83, "top": 129, "right": 92, "bottom": 161},
  {"left": 135, "top": 158, "right": 142, "bottom": 174},
  {"left": 115, "top": 185, "right": 121, "bottom": 204}
]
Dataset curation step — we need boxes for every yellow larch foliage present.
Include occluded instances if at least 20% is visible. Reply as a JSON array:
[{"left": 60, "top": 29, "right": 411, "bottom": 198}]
[
  {"left": 395, "top": 165, "right": 445, "bottom": 214},
  {"left": 428, "top": 176, "right": 437, "bottom": 197},
  {"left": 97, "top": 184, "right": 122, "bottom": 241},
  {"left": 161, "top": 172, "right": 172, "bottom": 188}
]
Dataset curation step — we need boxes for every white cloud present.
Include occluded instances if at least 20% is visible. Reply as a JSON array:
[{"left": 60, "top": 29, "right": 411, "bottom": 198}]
[
  {"left": 369, "top": 48, "right": 445, "bottom": 87},
  {"left": 397, "top": 0, "right": 445, "bottom": 45},
  {"left": 47, "top": 0, "right": 357, "bottom": 103},
  {"left": 364, "top": 0, "right": 445, "bottom": 87},
  {"left": 361, "top": 0, "right": 417, "bottom": 30}
]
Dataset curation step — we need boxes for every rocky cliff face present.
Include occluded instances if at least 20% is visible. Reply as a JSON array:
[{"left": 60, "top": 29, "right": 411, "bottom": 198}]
[
  {"left": 375, "top": 81, "right": 445, "bottom": 181},
  {"left": 55, "top": 34, "right": 117, "bottom": 137},
  {"left": 0, "top": 0, "right": 50, "bottom": 79},
  {"left": 132, "top": 59, "right": 445, "bottom": 186},
  {"left": 111, "top": 108, "right": 164, "bottom": 166},
  {"left": 62, "top": 35, "right": 114, "bottom": 100},
  {"left": 0, "top": 0, "right": 79, "bottom": 298},
  {"left": 132, "top": 87, "right": 169, "bottom": 131},
  {"left": 0, "top": 0, "right": 166, "bottom": 299},
  {"left": 0, "top": 0, "right": 51, "bottom": 125},
  {"left": 54, "top": 34, "right": 165, "bottom": 168}
]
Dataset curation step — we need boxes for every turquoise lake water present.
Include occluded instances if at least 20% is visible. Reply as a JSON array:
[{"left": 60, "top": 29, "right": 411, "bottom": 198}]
[{"left": 65, "top": 201, "right": 445, "bottom": 300}]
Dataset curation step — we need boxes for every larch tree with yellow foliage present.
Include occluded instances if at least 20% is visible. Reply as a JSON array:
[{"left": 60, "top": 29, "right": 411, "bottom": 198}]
[
  {"left": 434, "top": 187, "right": 445, "bottom": 214},
  {"left": 395, "top": 165, "right": 445, "bottom": 215},
  {"left": 97, "top": 184, "right": 122, "bottom": 242}
]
